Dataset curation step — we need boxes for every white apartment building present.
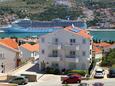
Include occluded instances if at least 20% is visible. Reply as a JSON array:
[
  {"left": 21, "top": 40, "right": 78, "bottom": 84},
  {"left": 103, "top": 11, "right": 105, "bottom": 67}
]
[{"left": 39, "top": 26, "right": 93, "bottom": 71}]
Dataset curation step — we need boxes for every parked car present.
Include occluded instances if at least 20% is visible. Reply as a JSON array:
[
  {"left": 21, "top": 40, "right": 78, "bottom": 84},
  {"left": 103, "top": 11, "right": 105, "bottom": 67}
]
[
  {"left": 94, "top": 68, "right": 104, "bottom": 78},
  {"left": 61, "top": 74, "right": 81, "bottom": 84},
  {"left": 93, "top": 82, "right": 104, "bottom": 86},
  {"left": 78, "top": 83, "right": 89, "bottom": 86},
  {"left": 109, "top": 68, "right": 115, "bottom": 77},
  {"left": 8, "top": 76, "right": 28, "bottom": 85}
]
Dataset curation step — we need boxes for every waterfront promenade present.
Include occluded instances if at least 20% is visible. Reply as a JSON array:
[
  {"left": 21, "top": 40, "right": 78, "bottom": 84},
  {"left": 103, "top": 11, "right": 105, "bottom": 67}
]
[{"left": 87, "top": 29, "right": 115, "bottom": 31}]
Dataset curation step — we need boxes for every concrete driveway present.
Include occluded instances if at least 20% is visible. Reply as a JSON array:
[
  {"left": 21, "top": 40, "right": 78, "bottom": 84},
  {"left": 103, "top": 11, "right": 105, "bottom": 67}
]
[{"left": 20, "top": 74, "right": 115, "bottom": 86}]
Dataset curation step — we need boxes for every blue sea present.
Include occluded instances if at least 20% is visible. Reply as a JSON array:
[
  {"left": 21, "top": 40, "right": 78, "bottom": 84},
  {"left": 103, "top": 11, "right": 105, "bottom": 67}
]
[{"left": 0, "top": 31, "right": 115, "bottom": 41}]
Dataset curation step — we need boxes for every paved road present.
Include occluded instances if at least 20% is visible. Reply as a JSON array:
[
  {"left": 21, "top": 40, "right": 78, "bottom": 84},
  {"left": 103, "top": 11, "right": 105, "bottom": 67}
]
[
  {"left": 20, "top": 74, "right": 115, "bottom": 86},
  {"left": 13, "top": 61, "right": 114, "bottom": 86}
]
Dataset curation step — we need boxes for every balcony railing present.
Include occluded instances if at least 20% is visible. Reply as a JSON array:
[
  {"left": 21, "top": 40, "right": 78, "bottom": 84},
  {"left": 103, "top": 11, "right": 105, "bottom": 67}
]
[
  {"left": 48, "top": 42, "right": 62, "bottom": 49},
  {"left": 48, "top": 55, "right": 61, "bottom": 61},
  {"left": 48, "top": 42, "right": 80, "bottom": 50},
  {"left": 48, "top": 54, "right": 59, "bottom": 57},
  {"left": 65, "top": 56, "right": 79, "bottom": 63},
  {"left": 66, "top": 55, "right": 76, "bottom": 58},
  {"left": 63, "top": 43, "right": 80, "bottom": 50}
]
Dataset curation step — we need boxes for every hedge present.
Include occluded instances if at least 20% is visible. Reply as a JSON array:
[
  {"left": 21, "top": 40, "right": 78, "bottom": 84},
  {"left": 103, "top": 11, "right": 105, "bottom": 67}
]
[{"left": 65, "top": 70, "right": 87, "bottom": 76}]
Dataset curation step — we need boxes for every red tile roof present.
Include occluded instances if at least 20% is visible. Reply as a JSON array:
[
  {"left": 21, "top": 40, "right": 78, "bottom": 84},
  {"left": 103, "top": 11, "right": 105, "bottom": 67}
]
[
  {"left": 0, "top": 42, "right": 19, "bottom": 52},
  {"left": 64, "top": 26, "right": 91, "bottom": 39},
  {"left": 0, "top": 38, "right": 18, "bottom": 49},
  {"left": 0, "top": 38, "right": 19, "bottom": 52},
  {"left": 93, "top": 42, "right": 111, "bottom": 48},
  {"left": 32, "top": 44, "right": 40, "bottom": 51},
  {"left": 93, "top": 46, "right": 102, "bottom": 54},
  {"left": 21, "top": 43, "right": 39, "bottom": 52}
]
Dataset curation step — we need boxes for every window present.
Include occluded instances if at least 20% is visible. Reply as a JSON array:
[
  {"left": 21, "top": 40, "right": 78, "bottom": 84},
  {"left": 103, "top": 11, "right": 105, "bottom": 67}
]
[
  {"left": 55, "top": 38, "right": 58, "bottom": 43},
  {"left": 70, "top": 39, "right": 76, "bottom": 44},
  {"left": 83, "top": 39, "right": 86, "bottom": 44},
  {"left": 90, "top": 50, "right": 92, "bottom": 54},
  {"left": 82, "top": 51, "right": 86, "bottom": 56},
  {"left": 90, "top": 40, "right": 92, "bottom": 45},
  {"left": 41, "top": 38, "right": 45, "bottom": 43},
  {"left": 1, "top": 63, "right": 4, "bottom": 68},
  {"left": 52, "top": 50, "right": 58, "bottom": 57},
  {"left": 42, "top": 50, "right": 45, "bottom": 54},
  {"left": 70, "top": 51, "right": 76, "bottom": 58},
  {"left": 54, "top": 38, "right": 58, "bottom": 44},
  {"left": 0, "top": 52, "right": 4, "bottom": 59},
  {"left": 70, "top": 51, "right": 76, "bottom": 55}
]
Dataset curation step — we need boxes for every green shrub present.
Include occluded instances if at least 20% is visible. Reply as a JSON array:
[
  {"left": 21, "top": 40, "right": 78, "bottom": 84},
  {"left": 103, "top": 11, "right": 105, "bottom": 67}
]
[
  {"left": 45, "top": 67, "right": 60, "bottom": 74},
  {"left": 112, "top": 64, "right": 115, "bottom": 68},
  {"left": 66, "top": 70, "right": 87, "bottom": 76}
]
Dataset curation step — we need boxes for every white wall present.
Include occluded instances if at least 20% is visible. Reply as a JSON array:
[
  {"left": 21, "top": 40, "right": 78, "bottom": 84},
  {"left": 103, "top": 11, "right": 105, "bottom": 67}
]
[
  {"left": 19, "top": 47, "right": 39, "bottom": 61},
  {"left": 39, "top": 29, "right": 92, "bottom": 70},
  {"left": 0, "top": 45, "right": 17, "bottom": 73},
  {"left": 95, "top": 53, "right": 102, "bottom": 60},
  {"left": 19, "top": 47, "right": 31, "bottom": 61}
]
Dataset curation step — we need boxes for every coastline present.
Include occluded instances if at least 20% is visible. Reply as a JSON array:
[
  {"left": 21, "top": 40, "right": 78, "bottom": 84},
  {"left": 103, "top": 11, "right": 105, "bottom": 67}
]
[
  {"left": 0, "top": 29, "right": 115, "bottom": 33},
  {"left": 87, "top": 29, "right": 115, "bottom": 31}
]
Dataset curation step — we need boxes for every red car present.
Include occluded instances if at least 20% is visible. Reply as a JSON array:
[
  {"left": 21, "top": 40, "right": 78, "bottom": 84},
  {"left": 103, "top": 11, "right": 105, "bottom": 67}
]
[{"left": 61, "top": 74, "right": 81, "bottom": 84}]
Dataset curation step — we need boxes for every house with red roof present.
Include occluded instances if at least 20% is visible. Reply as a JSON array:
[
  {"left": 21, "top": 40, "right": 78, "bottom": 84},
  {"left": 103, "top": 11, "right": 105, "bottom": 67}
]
[
  {"left": 93, "top": 42, "right": 113, "bottom": 57},
  {"left": 39, "top": 26, "right": 93, "bottom": 71},
  {"left": 102, "top": 43, "right": 115, "bottom": 57},
  {"left": 0, "top": 38, "right": 20, "bottom": 73},
  {"left": 93, "top": 42, "right": 111, "bottom": 49},
  {"left": 93, "top": 45, "right": 102, "bottom": 61},
  {"left": 19, "top": 43, "right": 39, "bottom": 62}
]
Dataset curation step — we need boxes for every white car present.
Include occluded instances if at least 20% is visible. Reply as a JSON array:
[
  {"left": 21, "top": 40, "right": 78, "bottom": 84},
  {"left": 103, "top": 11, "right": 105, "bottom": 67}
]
[{"left": 94, "top": 68, "right": 104, "bottom": 78}]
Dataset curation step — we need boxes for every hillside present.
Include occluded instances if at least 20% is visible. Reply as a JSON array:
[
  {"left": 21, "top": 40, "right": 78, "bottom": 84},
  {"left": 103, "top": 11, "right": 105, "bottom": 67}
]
[
  {"left": 0, "top": 0, "right": 115, "bottom": 21},
  {"left": 0, "top": 0, "right": 83, "bottom": 20},
  {"left": 0, "top": 0, "right": 53, "bottom": 14}
]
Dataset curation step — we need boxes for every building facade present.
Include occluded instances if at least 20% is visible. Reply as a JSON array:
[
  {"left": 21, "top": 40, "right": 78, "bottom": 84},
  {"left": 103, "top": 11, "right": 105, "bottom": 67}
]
[
  {"left": 39, "top": 26, "right": 93, "bottom": 71},
  {"left": 19, "top": 43, "right": 39, "bottom": 62},
  {"left": 0, "top": 38, "right": 19, "bottom": 73}
]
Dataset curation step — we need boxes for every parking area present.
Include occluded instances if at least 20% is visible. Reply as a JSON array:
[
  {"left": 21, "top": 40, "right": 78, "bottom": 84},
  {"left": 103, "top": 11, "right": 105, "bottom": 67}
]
[
  {"left": 20, "top": 74, "right": 81, "bottom": 86},
  {"left": 19, "top": 74, "right": 115, "bottom": 86}
]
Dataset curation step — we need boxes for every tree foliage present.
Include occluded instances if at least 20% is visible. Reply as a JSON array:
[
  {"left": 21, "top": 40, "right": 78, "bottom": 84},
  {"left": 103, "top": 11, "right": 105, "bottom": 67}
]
[
  {"left": 30, "top": 5, "right": 82, "bottom": 20},
  {"left": 101, "top": 49, "right": 115, "bottom": 67}
]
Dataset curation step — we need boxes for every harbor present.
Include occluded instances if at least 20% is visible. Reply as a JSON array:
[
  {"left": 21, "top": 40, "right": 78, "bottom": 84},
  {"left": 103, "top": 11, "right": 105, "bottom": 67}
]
[
  {"left": 0, "top": 31, "right": 115, "bottom": 41},
  {"left": 0, "top": 18, "right": 114, "bottom": 41}
]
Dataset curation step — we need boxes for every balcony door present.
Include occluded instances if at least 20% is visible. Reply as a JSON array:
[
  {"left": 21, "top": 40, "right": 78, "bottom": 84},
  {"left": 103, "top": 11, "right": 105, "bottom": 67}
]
[
  {"left": 69, "top": 51, "right": 76, "bottom": 58},
  {"left": 52, "top": 50, "right": 58, "bottom": 57}
]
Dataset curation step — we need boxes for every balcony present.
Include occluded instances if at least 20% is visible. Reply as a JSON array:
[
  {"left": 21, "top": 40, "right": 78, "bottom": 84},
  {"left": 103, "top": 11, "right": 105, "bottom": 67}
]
[
  {"left": 65, "top": 56, "right": 79, "bottom": 63},
  {"left": 48, "top": 42, "right": 62, "bottom": 50},
  {"left": 47, "top": 55, "right": 61, "bottom": 62},
  {"left": 63, "top": 43, "right": 80, "bottom": 50}
]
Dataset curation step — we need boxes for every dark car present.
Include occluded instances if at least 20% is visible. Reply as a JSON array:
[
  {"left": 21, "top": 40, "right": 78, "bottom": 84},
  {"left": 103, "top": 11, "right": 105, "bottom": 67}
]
[
  {"left": 93, "top": 82, "right": 104, "bottom": 86},
  {"left": 61, "top": 74, "right": 81, "bottom": 84},
  {"left": 109, "top": 68, "right": 115, "bottom": 78},
  {"left": 8, "top": 76, "right": 28, "bottom": 85},
  {"left": 78, "top": 83, "right": 89, "bottom": 86}
]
